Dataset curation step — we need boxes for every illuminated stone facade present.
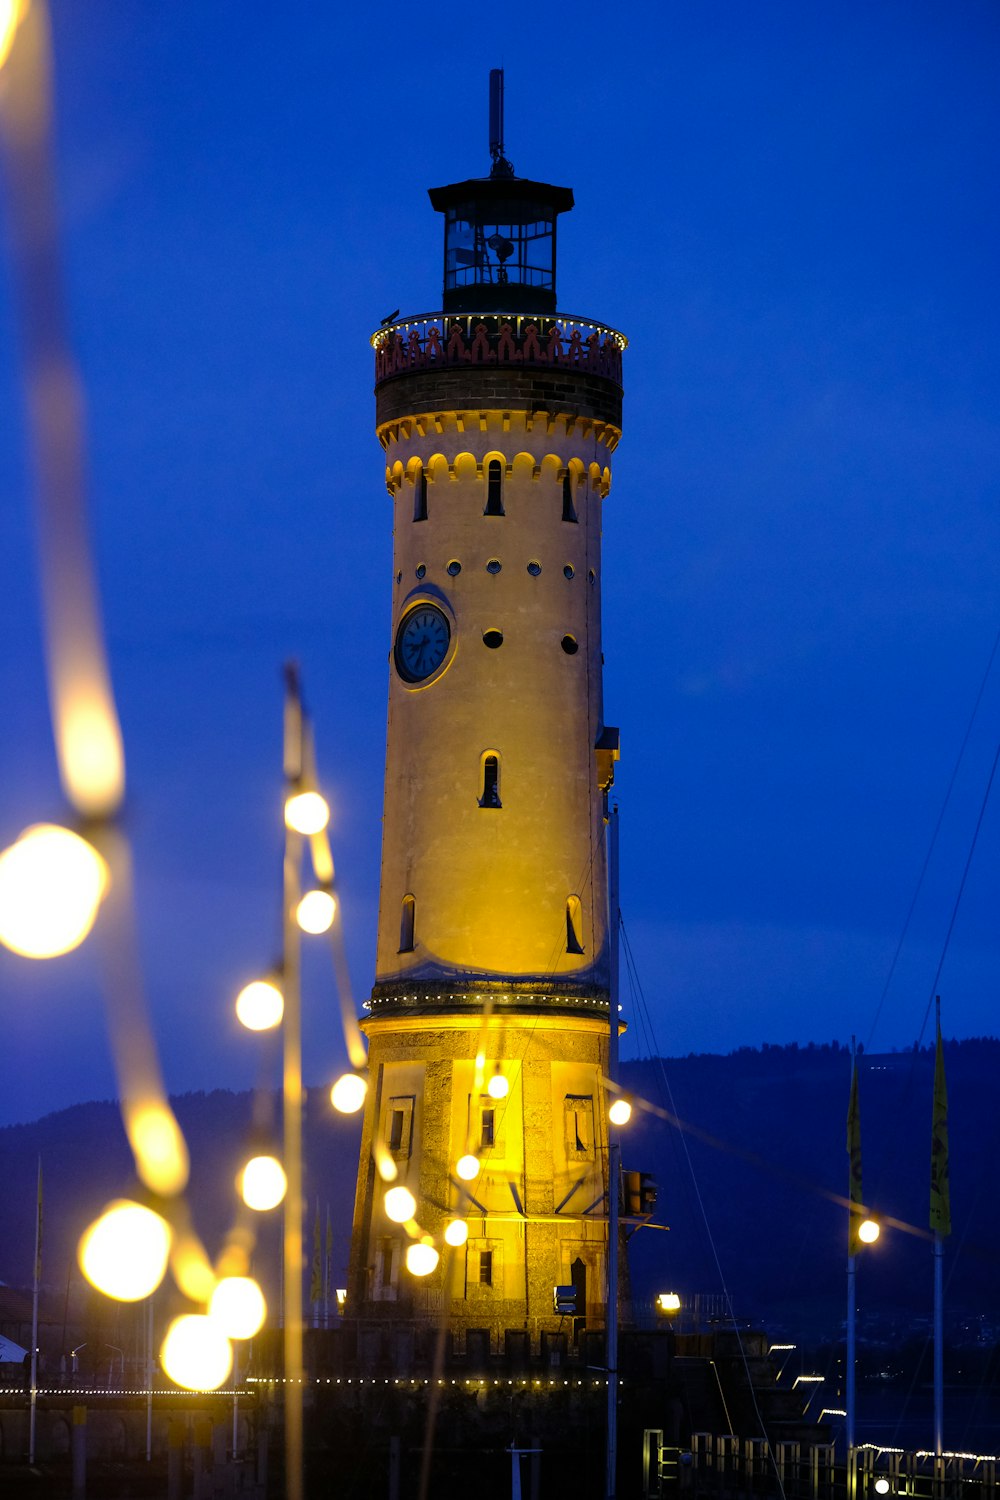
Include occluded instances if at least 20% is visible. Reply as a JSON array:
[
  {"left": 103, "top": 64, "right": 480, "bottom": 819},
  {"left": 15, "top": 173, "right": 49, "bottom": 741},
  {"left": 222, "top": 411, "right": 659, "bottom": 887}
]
[{"left": 347, "top": 163, "right": 626, "bottom": 1349}]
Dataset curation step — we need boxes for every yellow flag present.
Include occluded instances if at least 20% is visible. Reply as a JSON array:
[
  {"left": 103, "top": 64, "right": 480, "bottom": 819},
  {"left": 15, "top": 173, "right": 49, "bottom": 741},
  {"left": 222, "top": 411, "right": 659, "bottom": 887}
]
[
  {"left": 310, "top": 1201, "right": 322, "bottom": 1304},
  {"left": 930, "top": 1022, "right": 951, "bottom": 1237},
  {"left": 847, "top": 1061, "right": 863, "bottom": 1254}
]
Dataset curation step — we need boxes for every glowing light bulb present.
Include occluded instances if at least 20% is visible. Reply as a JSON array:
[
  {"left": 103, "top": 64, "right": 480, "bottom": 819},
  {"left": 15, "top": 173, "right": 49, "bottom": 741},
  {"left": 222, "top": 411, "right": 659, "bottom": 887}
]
[
  {"left": 456, "top": 1154, "right": 481, "bottom": 1181},
  {"left": 161, "top": 1315, "right": 232, "bottom": 1391},
  {"left": 209, "top": 1277, "right": 267, "bottom": 1339},
  {"left": 657, "top": 1292, "right": 681, "bottom": 1313},
  {"left": 873, "top": 1479, "right": 891, "bottom": 1495},
  {"left": 284, "top": 790, "right": 330, "bottom": 835},
  {"left": 241, "top": 1155, "right": 287, "bottom": 1211},
  {"left": 859, "top": 1218, "right": 880, "bottom": 1245},
  {"left": 235, "top": 980, "right": 283, "bottom": 1031},
  {"left": 0, "top": 825, "right": 108, "bottom": 959},
  {"left": 406, "top": 1242, "right": 439, "bottom": 1277},
  {"left": 296, "top": 889, "right": 335, "bottom": 934},
  {"left": 0, "top": 0, "right": 24, "bottom": 72},
  {"left": 444, "top": 1219, "right": 469, "bottom": 1248},
  {"left": 330, "top": 1073, "right": 367, "bottom": 1114},
  {"left": 78, "top": 1201, "right": 171, "bottom": 1302},
  {"left": 608, "top": 1098, "right": 632, "bottom": 1126},
  {"left": 487, "top": 1071, "right": 509, "bottom": 1100},
  {"left": 383, "top": 1186, "right": 416, "bottom": 1223}
]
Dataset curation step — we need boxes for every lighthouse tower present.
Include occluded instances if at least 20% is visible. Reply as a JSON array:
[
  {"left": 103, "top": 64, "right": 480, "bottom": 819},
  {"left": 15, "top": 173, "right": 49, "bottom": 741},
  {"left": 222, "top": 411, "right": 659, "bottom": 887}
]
[{"left": 347, "top": 76, "right": 626, "bottom": 1349}]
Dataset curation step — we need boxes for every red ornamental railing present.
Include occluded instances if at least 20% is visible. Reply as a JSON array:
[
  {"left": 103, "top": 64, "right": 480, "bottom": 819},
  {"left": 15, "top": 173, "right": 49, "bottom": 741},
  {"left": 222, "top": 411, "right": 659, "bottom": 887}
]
[{"left": 371, "top": 311, "right": 626, "bottom": 388}]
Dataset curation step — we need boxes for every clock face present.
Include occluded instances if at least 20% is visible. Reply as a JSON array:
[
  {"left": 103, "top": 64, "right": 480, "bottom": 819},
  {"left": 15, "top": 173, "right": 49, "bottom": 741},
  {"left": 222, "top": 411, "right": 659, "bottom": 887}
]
[{"left": 395, "top": 604, "right": 451, "bottom": 684}]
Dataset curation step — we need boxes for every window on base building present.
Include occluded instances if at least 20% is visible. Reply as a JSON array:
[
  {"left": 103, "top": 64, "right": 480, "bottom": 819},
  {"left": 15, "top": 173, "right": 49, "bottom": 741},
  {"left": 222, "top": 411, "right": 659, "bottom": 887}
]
[
  {"left": 564, "top": 1095, "right": 595, "bottom": 1158},
  {"left": 479, "top": 1249, "right": 493, "bottom": 1286},
  {"left": 385, "top": 1095, "right": 414, "bottom": 1158},
  {"left": 480, "top": 1107, "right": 495, "bottom": 1149}
]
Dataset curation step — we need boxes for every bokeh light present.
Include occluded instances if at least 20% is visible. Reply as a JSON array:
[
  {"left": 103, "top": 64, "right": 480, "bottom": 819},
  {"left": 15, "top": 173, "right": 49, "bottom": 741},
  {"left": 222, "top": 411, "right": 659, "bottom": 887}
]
[
  {"left": 161, "top": 1314, "right": 232, "bottom": 1391},
  {"left": 128, "top": 1103, "right": 189, "bottom": 1196},
  {"left": 78, "top": 1201, "right": 171, "bottom": 1302},
  {"left": 0, "top": 0, "right": 24, "bottom": 72},
  {"left": 241, "top": 1155, "right": 287, "bottom": 1211},
  {"left": 0, "top": 824, "right": 108, "bottom": 959},
  {"left": 444, "top": 1219, "right": 469, "bottom": 1247},
  {"left": 330, "top": 1072, "right": 367, "bottom": 1113},
  {"left": 284, "top": 791, "right": 330, "bottom": 835},
  {"left": 487, "top": 1071, "right": 509, "bottom": 1100},
  {"left": 608, "top": 1098, "right": 632, "bottom": 1126},
  {"left": 406, "top": 1242, "right": 439, "bottom": 1277},
  {"left": 235, "top": 979, "right": 283, "bottom": 1031},
  {"left": 384, "top": 1186, "right": 416, "bottom": 1223},
  {"left": 209, "top": 1276, "right": 267, "bottom": 1339},
  {"left": 296, "top": 889, "right": 335, "bottom": 933},
  {"left": 859, "top": 1218, "right": 880, "bottom": 1245},
  {"left": 456, "top": 1154, "right": 480, "bottom": 1181}
]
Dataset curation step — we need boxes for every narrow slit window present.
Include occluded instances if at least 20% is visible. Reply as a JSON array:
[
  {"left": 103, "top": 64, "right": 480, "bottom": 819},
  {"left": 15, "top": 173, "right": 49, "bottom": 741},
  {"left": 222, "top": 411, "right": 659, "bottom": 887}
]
[
  {"left": 479, "top": 753, "right": 502, "bottom": 808},
  {"left": 413, "top": 471, "right": 428, "bottom": 522},
  {"left": 481, "top": 1108, "right": 495, "bottom": 1148},
  {"left": 562, "top": 472, "right": 578, "bottom": 523},
  {"left": 479, "top": 1250, "right": 493, "bottom": 1286},
  {"left": 566, "top": 895, "right": 584, "bottom": 955},
  {"left": 485, "top": 459, "right": 504, "bottom": 516},
  {"left": 388, "top": 1109, "right": 404, "bottom": 1151},
  {"left": 399, "top": 894, "right": 415, "bottom": 953}
]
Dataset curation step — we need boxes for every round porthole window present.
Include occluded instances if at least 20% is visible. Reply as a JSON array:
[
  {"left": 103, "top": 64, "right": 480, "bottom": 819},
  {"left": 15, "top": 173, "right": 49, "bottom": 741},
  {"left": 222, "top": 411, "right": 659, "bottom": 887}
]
[
  {"left": 561, "top": 635, "right": 579, "bottom": 655},
  {"left": 527, "top": 561, "right": 542, "bottom": 577},
  {"left": 447, "top": 560, "right": 462, "bottom": 577},
  {"left": 486, "top": 559, "right": 502, "bottom": 575},
  {"left": 415, "top": 564, "right": 426, "bottom": 580},
  {"left": 395, "top": 570, "right": 402, "bottom": 584},
  {"left": 483, "top": 630, "right": 504, "bottom": 650},
  {"left": 563, "top": 564, "right": 575, "bottom": 580}
]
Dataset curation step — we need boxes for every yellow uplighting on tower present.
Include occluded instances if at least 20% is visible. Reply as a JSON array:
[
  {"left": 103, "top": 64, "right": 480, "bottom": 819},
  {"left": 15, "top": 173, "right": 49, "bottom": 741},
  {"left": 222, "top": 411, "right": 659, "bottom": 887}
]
[
  {"left": 235, "top": 979, "right": 283, "bottom": 1031},
  {"left": 455, "top": 1154, "right": 481, "bottom": 1181},
  {"left": 0, "top": 824, "right": 108, "bottom": 959},
  {"left": 161, "top": 1314, "right": 233, "bottom": 1391},
  {"left": 384, "top": 1185, "right": 416, "bottom": 1223},
  {"left": 209, "top": 1276, "right": 267, "bottom": 1339},
  {"left": 406, "top": 1241, "right": 439, "bottom": 1277},
  {"left": 284, "top": 789, "right": 330, "bottom": 835},
  {"left": 240, "top": 1154, "right": 287, "bottom": 1211},
  {"left": 296, "top": 889, "right": 335, "bottom": 934},
  {"left": 78, "top": 1201, "right": 171, "bottom": 1302},
  {"left": 330, "top": 1072, "right": 367, "bottom": 1113},
  {"left": 444, "top": 1219, "right": 469, "bottom": 1247},
  {"left": 608, "top": 1098, "right": 632, "bottom": 1126}
]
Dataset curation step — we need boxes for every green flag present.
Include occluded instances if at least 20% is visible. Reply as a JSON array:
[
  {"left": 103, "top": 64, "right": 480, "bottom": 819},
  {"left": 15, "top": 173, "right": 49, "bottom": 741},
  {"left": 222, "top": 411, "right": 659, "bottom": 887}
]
[
  {"left": 930, "top": 1022, "right": 951, "bottom": 1237},
  {"left": 310, "top": 1201, "right": 322, "bottom": 1305},
  {"left": 847, "top": 1061, "right": 863, "bottom": 1254}
]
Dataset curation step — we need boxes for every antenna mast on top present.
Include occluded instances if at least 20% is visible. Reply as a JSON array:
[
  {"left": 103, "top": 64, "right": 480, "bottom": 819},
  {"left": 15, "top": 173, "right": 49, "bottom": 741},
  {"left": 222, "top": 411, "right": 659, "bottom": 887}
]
[{"left": 489, "top": 69, "right": 514, "bottom": 178}]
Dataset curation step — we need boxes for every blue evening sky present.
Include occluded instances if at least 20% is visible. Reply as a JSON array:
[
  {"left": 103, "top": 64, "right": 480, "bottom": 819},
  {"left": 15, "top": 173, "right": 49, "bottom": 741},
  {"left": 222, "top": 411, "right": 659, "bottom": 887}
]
[{"left": 1, "top": 2, "right": 997, "bottom": 1126}]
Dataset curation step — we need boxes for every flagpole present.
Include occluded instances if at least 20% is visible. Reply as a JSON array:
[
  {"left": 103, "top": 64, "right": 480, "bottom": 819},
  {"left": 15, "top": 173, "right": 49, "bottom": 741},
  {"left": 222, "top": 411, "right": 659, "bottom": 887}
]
[
  {"left": 930, "top": 996, "right": 950, "bottom": 1459},
  {"left": 845, "top": 1038, "right": 861, "bottom": 1457},
  {"left": 29, "top": 1156, "right": 42, "bottom": 1465}
]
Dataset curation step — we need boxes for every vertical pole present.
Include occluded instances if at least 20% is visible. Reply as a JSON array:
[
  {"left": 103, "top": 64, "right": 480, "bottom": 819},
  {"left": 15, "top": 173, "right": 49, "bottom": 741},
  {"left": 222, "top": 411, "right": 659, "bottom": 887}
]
[
  {"left": 282, "top": 664, "right": 305, "bottom": 1500},
  {"left": 933, "top": 1234, "right": 944, "bottom": 1457},
  {"left": 71, "top": 1404, "right": 86, "bottom": 1500},
  {"left": 29, "top": 1156, "right": 41, "bottom": 1464},
  {"left": 846, "top": 1255, "right": 856, "bottom": 1451},
  {"left": 606, "top": 804, "right": 621, "bottom": 1500},
  {"left": 145, "top": 1295, "right": 153, "bottom": 1462}
]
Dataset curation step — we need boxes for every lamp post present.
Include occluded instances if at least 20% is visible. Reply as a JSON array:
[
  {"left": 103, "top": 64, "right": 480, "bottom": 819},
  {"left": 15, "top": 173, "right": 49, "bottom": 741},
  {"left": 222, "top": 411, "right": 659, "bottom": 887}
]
[{"left": 606, "top": 803, "right": 621, "bottom": 1500}]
